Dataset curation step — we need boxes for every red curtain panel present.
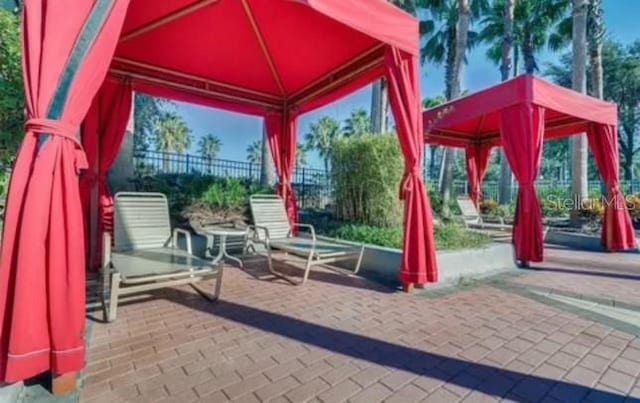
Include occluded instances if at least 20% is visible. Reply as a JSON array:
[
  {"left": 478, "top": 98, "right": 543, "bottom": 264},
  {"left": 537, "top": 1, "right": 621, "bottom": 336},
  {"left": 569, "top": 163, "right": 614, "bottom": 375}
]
[
  {"left": 385, "top": 47, "right": 439, "bottom": 284},
  {"left": 81, "top": 78, "right": 133, "bottom": 269},
  {"left": 499, "top": 103, "right": 545, "bottom": 263},
  {"left": 265, "top": 111, "right": 299, "bottom": 226},
  {"left": 465, "top": 144, "right": 493, "bottom": 207},
  {"left": 587, "top": 124, "right": 637, "bottom": 251},
  {"left": 0, "top": 0, "right": 129, "bottom": 382}
]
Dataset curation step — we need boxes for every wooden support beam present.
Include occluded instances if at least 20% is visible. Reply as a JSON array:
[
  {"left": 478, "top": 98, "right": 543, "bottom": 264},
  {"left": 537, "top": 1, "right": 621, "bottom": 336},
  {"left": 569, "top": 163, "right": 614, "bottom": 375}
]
[
  {"left": 241, "top": 0, "right": 286, "bottom": 97},
  {"left": 109, "top": 68, "right": 282, "bottom": 110},
  {"left": 120, "top": 0, "right": 219, "bottom": 42},
  {"left": 112, "top": 57, "right": 281, "bottom": 101}
]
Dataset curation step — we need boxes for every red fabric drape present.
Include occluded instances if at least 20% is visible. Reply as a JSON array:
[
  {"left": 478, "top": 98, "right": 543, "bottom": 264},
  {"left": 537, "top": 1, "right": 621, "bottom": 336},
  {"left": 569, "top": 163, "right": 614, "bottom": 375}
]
[
  {"left": 264, "top": 111, "right": 299, "bottom": 225},
  {"left": 500, "top": 103, "right": 545, "bottom": 262},
  {"left": 0, "top": 0, "right": 129, "bottom": 382},
  {"left": 81, "top": 79, "right": 133, "bottom": 269},
  {"left": 385, "top": 47, "right": 438, "bottom": 284},
  {"left": 465, "top": 144, "right": 493, "bottom": 207},
  {"left": 587, "top": 124, "right": 637, "bottom": 251}
]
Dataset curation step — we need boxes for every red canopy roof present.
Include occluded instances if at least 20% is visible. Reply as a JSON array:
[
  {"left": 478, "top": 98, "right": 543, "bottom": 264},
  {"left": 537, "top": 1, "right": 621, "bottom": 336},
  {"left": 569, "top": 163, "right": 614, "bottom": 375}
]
[
  {"left": 423, "top": 75, "right": 618, "bottom": 148},
  {"left": 112, "top": 0, "right": 418, "bottom": 115}
]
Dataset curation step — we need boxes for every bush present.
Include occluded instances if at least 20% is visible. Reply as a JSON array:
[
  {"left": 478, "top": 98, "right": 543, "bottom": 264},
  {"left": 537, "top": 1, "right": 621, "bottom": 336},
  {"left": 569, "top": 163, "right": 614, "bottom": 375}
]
[
  {"left": 427, "top": 187, "right": 460, "bottom": 217},
  {"left": 627, "top": 194, "right": 640, "bottom": 220},
  {"left": 434, "top": 223, "right": 491, "bottom": 250},
  {"left": 201, "top": 177, "right": 247, "bottom": 209},
  {"left": 538, "top": 187, "right": 570, "bottom": 217},
  {"left": 578, "top": 198, "right": 605, "bottom": 220},
  {"left": 327, "top": 224, "right": 402, "bottom": 249},
  {"left": 331, "top": 134, "right": 403, "bottom": 227},
  {"left": 324, "top": 222, "right": 491, "bottom": 251},
  {"left": 132, "top": 173, "right": 274, "bottom": 226}
]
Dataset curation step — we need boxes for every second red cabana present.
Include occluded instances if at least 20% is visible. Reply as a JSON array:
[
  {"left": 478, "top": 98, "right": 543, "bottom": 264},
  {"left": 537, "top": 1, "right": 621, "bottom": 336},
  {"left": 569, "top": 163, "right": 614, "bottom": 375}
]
[{"left": 423, "top": 74, "right": 637, "bottom": 264}]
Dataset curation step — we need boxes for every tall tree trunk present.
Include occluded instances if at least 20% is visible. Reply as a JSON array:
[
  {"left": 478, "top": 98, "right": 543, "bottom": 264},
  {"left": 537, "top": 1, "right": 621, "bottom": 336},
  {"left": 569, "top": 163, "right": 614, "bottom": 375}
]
[
  {"left": 162, "top": 148, "right": 170, "bottom": 173},
  {"left": 498, "top": 0, "right": 515, "bottom": 205},
  {"left": 589, "top": 0, "right": 605, "bottom": 191},
  {"left": 513, "top": 44, "right": 519, "bottom": 76},
  {"left": 370, "top": 79, "right": 388, "bottom": 134},
  {"left": 441, "top": 0, "right": 470, "bottom": 217},
  {"left": 428, "top": 145, "right": 438, "bottom": 179},
  {"left": 523, "top": 32, "right": 536, "bottom": 74},
  {"left": 571, "top": 0, "right": 589, "bottom": 223},
  {"left": 260, "top": 124, "right": 274, "bottom": 185}
]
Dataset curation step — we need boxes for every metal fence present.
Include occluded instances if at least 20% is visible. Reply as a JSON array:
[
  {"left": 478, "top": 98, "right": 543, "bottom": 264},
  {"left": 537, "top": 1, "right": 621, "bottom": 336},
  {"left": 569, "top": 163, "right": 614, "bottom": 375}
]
[
  {"left": 133, "top": 150, "right": 332, "bottom": 209},
  {"left": 134, "top": 151, "right": 640, "bottom": 209},
  {"left": 452, "top": 179, "right": 640, "bottom": 202}
]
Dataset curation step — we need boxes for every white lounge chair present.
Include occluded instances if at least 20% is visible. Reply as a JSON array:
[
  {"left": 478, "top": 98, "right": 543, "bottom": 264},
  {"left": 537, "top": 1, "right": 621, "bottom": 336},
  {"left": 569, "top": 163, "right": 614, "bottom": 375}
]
[
  {"left": 457, "top": 197, "right": 511, "bottom": 232},
  {"left": 247, "top": 194, "right": 365, "bottom": 285},
  {"left": 101, "top": 192, "right": 223, "bottom": 322}
]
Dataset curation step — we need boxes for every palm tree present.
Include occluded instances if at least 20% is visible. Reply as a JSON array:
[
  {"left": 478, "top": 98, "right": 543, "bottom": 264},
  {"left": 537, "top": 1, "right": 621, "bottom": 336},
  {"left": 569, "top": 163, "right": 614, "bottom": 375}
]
[
  {"left": 198, "top": 134, "right": 221, "bottom": 160},
  {"left": 296, "top": 143, "right": 308, "bottom": 168},
  {"left": 198, "top": 133, "right": 221, "bottom": 174},
  {"left": 571, "top": 0, "right": 589, "bottom": 221},
  {"left": 305, "top": 116, "right": 342, "bottom": 173},
  {"left": 479, "top": 0, "right": 570, "bottom": 204},
  {"left": 588, "top": 0, "right": 605, "bottom": 99},
  {"left": 260, "top": 124, "right": 275, "bottom": 186},
  {"left": 479, "top": 0, "right": 570, "bottom": 75},
  {"left": 368, "top": 0, "right": 423, "bottom": 134},
  {"left": 344, "top": 109, "right": 372, "bottom": 137},
  {"left": 154, "top": 111, "right": 192, "bottom": 172},
  {"left": 246, "top": 140, "right": 262, "bottom": 165},
  {"left": 421, "top": 0, "right": 487, "bottom": 216},
  {"left": 423, "top": 96, "right": 447, "bottom": 179}
]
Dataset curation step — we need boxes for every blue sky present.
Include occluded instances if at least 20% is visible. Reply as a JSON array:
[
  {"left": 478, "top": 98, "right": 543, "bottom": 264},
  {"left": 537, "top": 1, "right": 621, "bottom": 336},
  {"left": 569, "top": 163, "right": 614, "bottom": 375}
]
[{"left": 171, "top": 0, "right": 640, "bottom": 168}]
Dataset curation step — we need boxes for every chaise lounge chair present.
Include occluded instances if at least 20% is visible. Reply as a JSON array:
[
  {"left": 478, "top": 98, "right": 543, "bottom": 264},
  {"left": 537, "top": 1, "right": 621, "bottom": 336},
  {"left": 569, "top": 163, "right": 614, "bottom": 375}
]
[
  {"left": 457, "top": 197, "right": 511, "bottom": 232},
  {"left": 247, "top": 194, "right": 365, "bottom": 285},
  {"left": 100, "top": 192, "right": 223, "bottom": 322}
]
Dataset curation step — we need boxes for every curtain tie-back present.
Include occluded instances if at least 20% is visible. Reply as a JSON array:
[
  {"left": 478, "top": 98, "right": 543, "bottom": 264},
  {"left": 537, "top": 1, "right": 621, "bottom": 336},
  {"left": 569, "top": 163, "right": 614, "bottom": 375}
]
[
  {"left": 400, "top": 166, "right": 422, "bottom": 200},
  {"left": 608, "top": 184, "right": 621, "bottom": 194},
  {"left": 26, "top": 118, "right": 80, "bottom": 144},
  {"left": 25, "top": 118, "right": 88, "bottom": 171}
]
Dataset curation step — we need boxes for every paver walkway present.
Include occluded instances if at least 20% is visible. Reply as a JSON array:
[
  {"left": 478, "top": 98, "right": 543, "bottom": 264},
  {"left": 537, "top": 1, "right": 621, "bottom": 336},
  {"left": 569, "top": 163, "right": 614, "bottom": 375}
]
[{"left": 80, "top": 250, "right": 640, "bottom": 403}]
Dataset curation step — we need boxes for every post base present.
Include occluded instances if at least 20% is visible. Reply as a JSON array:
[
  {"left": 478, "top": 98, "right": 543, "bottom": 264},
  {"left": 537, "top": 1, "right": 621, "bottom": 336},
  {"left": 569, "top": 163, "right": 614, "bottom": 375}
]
[{"left": 52, "top": 372, "right": 77, "bottom": 395}]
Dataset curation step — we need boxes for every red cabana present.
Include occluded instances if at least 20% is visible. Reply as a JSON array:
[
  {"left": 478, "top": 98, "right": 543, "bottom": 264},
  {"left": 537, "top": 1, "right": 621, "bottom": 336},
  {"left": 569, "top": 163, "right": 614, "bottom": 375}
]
[
  {"left": 423, "top": 74, "right": 637, "bottom": 264},
  {"left": 0, "top": 0, "right": 438, "bottom": 383}
]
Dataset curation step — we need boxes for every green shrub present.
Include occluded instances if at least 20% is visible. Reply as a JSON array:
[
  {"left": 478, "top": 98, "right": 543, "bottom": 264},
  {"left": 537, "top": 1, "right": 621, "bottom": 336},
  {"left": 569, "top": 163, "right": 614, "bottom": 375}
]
[
  {"left": 331, "top": 134, "right": 403, "bottom": 227},
  {"left": 132, "top": 173, "right": 274, "bottom": 225},
  {"left": 434, "top": 223, "right": 491, "bottom": 250},
  {"left": 0, "top": 170, "right": 10, "bottom": 196},
  {"left": 200, "top": 177, "right": 247, "bottom": 209},
  {"left": 327, "top": 224, "right": 403, "bottom": 249},
  {"left": 426, "top": 186, "right": 460, "bottom": 217},
  {"left": 324, "top": 222, "right": 490, "bottom": 251}
]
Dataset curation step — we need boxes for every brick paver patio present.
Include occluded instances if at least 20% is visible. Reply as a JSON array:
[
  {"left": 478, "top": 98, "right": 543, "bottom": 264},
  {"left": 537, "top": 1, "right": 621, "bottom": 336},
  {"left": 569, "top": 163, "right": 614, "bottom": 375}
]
[{"left": 80, "top": 250, "right": 640, "bottom": 403}]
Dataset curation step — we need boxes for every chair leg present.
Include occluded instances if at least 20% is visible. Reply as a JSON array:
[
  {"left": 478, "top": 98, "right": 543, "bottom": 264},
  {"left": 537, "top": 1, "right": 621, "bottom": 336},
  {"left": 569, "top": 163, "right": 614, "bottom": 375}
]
[
  {"left": 353, "top": 245, "right": 365, "bottom": 275},
  {"left": 213, "top": 266, "right": 223, "bottom": 301},
  {"left": 301, "top": 253, "right": 314, "bottom": 285},
  {"left": 107, "top": 272, "right": 120, "bottom": 322},
  {"left": 265, "top": 244, "right": 276, "bottom": 277}
]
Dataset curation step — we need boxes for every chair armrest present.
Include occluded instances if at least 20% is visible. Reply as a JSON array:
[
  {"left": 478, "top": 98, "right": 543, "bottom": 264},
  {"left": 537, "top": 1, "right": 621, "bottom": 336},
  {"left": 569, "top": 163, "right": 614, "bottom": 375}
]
[
  {"left": 173, "top": 228, "right": 193, "bottom": 254},
  {"left": 290, "top": 223, "right": 316, "bottom": 242},
  {"left": 102, "top": 232, "right": 112, "bottom": 269},
  {"left": 248, "top": 224, "right": 270, "bottom": 242}
]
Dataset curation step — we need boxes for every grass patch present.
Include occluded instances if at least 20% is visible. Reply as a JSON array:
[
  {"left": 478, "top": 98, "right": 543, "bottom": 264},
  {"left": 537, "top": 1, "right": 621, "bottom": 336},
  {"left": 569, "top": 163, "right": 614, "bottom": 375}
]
[{"left": 323, "top": 223, "right": 491, "bottom": 251}]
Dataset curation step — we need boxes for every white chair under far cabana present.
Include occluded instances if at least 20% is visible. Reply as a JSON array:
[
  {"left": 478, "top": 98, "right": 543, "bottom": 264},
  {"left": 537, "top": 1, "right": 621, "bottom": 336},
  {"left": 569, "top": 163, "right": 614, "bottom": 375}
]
[
  {"left": 101, "top": 192, "right": 223, "bottom": 322},
  {"left": 247, "top": 195, "right": 364, "bottom": 285}
]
